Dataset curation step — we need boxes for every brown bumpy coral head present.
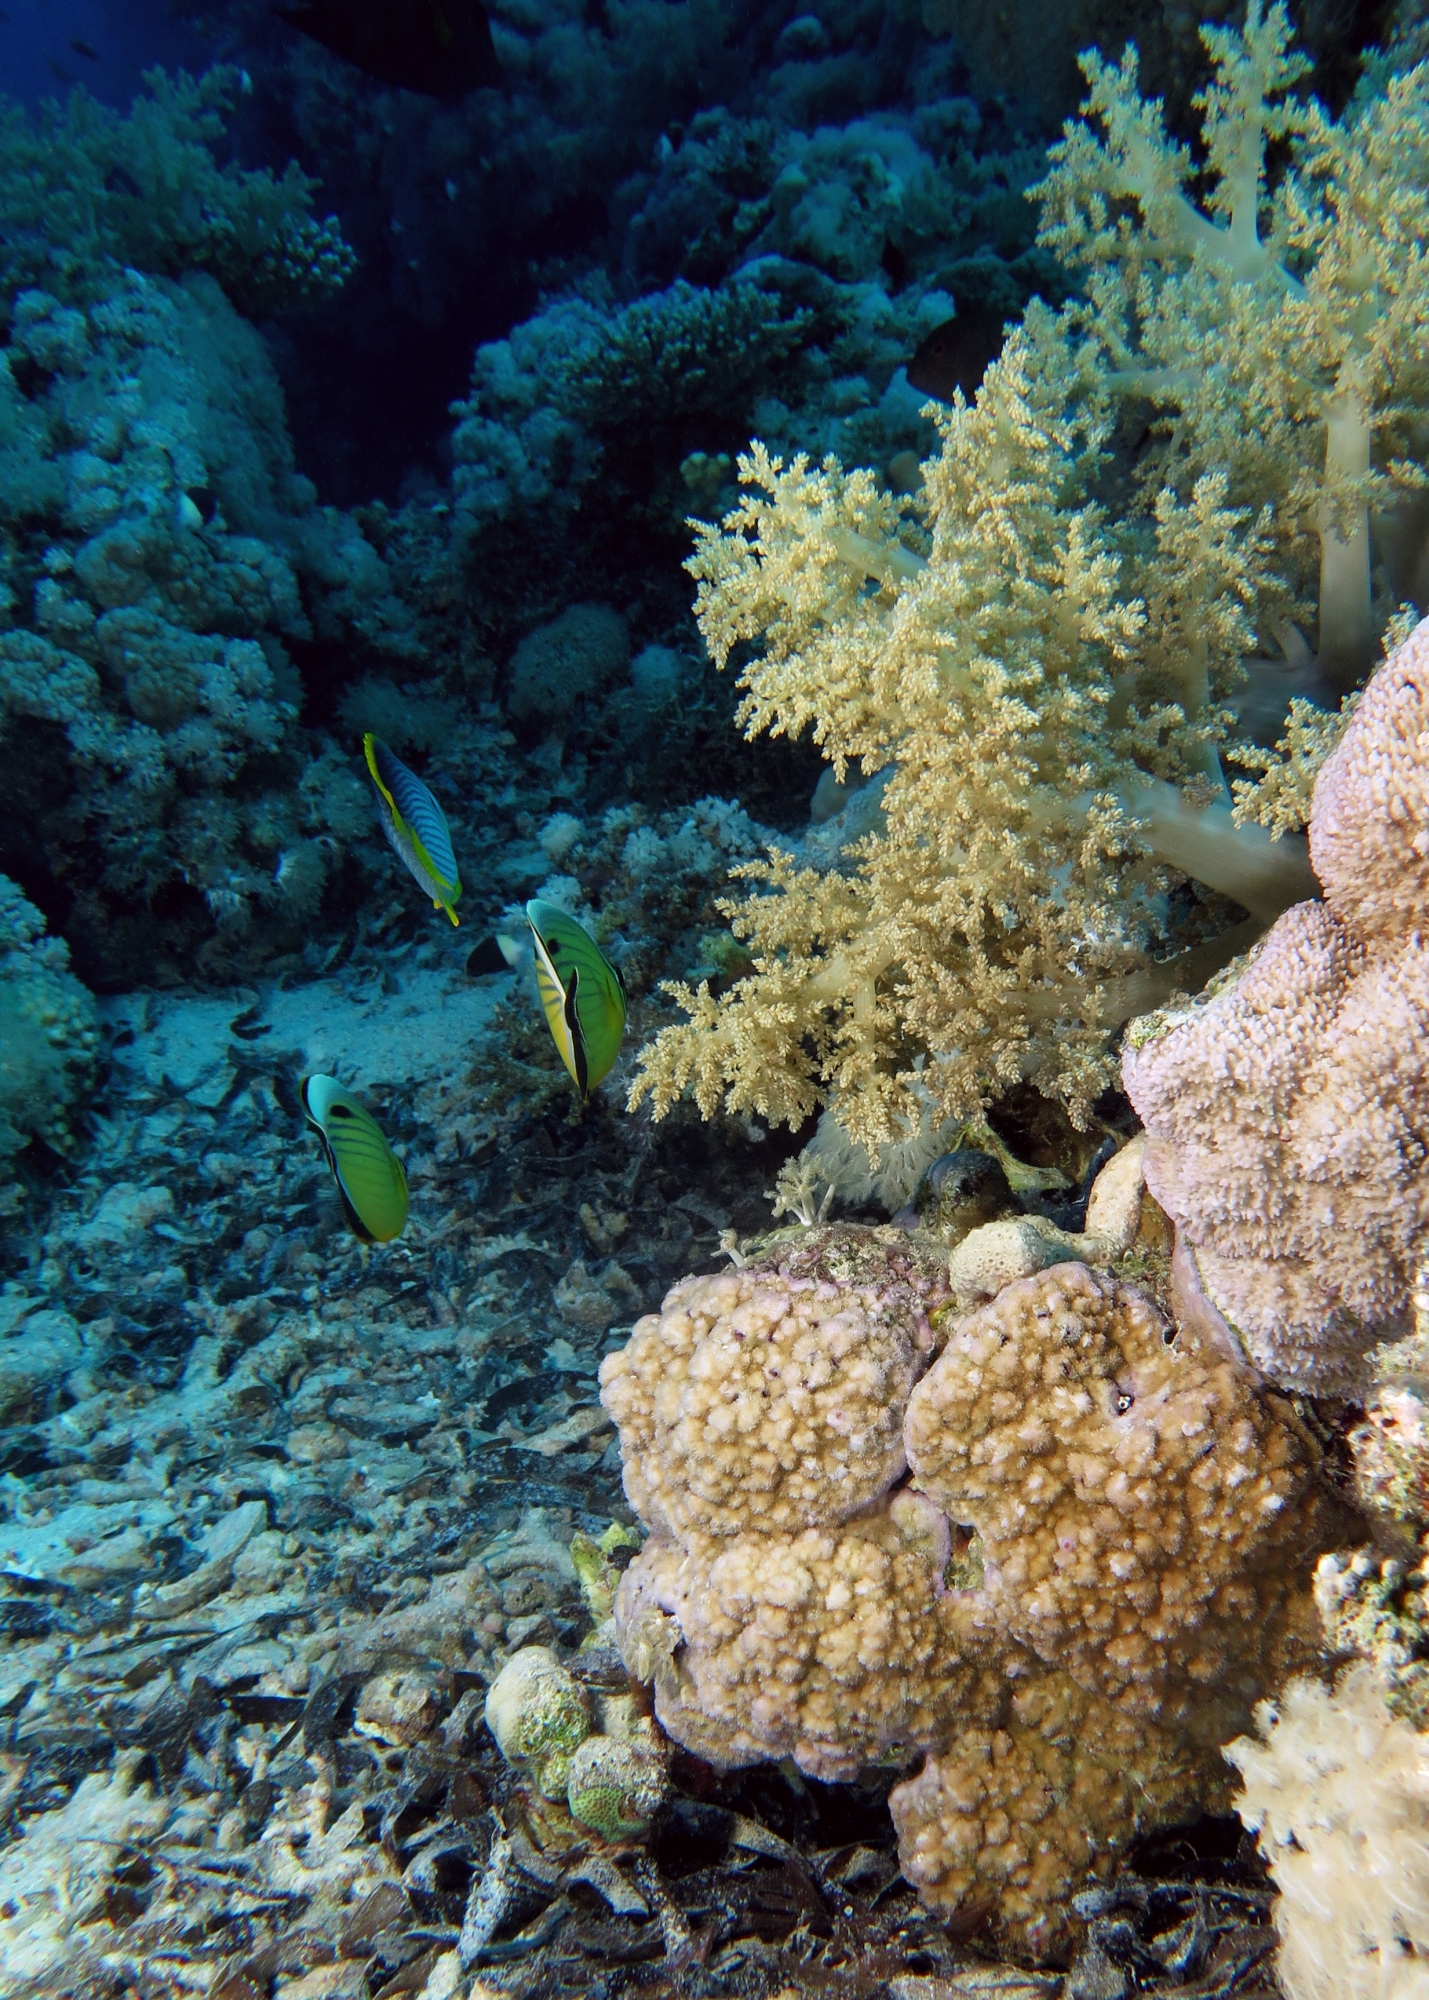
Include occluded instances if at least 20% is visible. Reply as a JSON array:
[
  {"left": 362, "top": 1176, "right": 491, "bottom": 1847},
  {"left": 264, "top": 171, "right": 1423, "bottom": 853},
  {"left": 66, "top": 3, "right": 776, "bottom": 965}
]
[
  {"left": 597, "top": 1224, "right": 950, "bottom": 1540},
  {"left": 603, "top": 1242, "right": 1341, "bottom": 1957},
  {"left": 612, "top": 1492, "right": 1002, "bottom": 1782},
  {"left": 903, "top": 1262, "right": 1331, "bottom": 1713},
  {"left": 890, "top": 1669, "right": 1227, "bottom": 1964}
]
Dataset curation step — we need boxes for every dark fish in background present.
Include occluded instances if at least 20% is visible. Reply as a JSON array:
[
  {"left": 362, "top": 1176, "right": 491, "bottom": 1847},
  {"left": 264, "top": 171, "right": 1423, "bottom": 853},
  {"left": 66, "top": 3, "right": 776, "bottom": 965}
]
[
  {"left": 70, "top": 37, "right": 100, "bottom": 59},
  {"left": 907, "top": 303, "right": 1010, "bottom": 404},
  {"left": 276, "top": 0, "right": 502, "bottom": 98}
]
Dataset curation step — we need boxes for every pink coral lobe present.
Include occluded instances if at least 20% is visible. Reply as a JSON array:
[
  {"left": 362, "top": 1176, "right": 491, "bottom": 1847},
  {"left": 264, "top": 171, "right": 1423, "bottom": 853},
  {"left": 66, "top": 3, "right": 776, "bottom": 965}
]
[{"left": 1124, "top": 621, "right": 1429, "bottom": 1394}]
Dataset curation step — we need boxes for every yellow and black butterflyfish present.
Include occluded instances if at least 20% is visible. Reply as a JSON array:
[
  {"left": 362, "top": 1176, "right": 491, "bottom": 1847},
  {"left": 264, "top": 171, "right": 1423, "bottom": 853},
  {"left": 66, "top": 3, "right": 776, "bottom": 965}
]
[
  {"left": 526, "top": 898, "right": 627, "bottom": 1100},
  {"left": 364, "top": 733, "right": 462, "bottom": 926},
  {"left": 301, "top": 1074, "right": 410, "bottom": 1244}
]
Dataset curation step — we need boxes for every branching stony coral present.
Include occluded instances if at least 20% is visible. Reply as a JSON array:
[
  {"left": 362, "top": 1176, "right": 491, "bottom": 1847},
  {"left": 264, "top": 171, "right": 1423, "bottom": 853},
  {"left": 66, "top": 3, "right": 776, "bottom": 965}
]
[
  {"left": 631, "top": 5, "right": 1429, "bottom": 1155},
  {"left": 0, "top": 69, "right": 355, "bottom": 320},
  {"left": 449, "top": 278, "right": 810, "bottom": 549}
]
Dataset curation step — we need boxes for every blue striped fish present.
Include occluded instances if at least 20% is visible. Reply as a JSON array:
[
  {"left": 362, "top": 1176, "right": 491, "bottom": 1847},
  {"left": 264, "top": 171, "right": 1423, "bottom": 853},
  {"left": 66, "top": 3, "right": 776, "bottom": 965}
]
[{"left": 364, "top": 734, "right": 462, "bottom": 926}]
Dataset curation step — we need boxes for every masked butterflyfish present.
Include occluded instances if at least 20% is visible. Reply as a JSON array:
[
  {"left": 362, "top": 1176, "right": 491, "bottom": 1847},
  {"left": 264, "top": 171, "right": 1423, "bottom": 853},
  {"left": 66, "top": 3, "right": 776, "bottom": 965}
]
[
  {"left": 526, "top": 899, "right": 627, "bottom": 1100},
  {"left": 301, "top": 1074, "right": 410, "bottom": 1243},
  {"left": 364, "top": 733, "right": 462, "bottom": 925}
]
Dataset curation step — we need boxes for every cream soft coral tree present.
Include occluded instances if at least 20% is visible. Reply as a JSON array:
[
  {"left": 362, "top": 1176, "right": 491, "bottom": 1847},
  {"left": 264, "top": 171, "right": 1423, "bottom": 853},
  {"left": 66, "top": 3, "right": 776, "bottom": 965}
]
[{"left": 631, "top": 3, "right": 1429, "bottom": 1156}]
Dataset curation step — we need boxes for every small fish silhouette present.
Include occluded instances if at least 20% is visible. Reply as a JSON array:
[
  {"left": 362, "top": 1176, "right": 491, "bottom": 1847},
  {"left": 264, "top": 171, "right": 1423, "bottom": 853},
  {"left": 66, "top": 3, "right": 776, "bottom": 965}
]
[{"left": 907, "top": 304, "right": 1009, "bottom": 404}]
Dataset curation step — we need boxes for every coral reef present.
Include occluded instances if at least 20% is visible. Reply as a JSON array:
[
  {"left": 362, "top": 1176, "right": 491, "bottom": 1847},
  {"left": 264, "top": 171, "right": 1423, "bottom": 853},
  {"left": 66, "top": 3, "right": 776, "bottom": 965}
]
[
  {"left": 603, "top": 1219, "right": 1339, "bottom": 1950},
  {"left": 0, "top": 68, "right": 354, "bottom": 318},
  {"left": 0, "top": 872, "right": 98, "bottom": 1195},
  {"left": 630, "top": 7, "right": 1429, "bottom": 1156},
  {"left": 505, "top": 602, "right": 631, "bottom": 733},
  {"left": 1123, "top": 619, "right": 1429, "bottom": 1395},
  {"left": 0, "top": 74, "right": 437, "bottom": 982}
]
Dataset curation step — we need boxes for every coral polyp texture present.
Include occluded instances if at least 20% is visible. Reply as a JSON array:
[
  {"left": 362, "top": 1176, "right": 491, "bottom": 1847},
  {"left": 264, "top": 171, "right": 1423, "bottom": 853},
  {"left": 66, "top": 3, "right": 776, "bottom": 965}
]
[
  {"left": 902, "top": 1261, "right": 1329, "bottom": 1713},
  {"left": 630, "top": 4, "right": 1429, "bottom": 1159},
  {"left": 602, "top": 1225, "right": 1340, "bottom": 1950},
  {"left": 596, "top": 1226, "right": 948, "bottom": 1539},
  {"left": 1123, "top": 622, "right": 1429, "bottom": 1395},
  {"left": 1225, "top": 1667, "right": 1429, "bottom": 2000},
  {"left": 614, "top": 1488, "right": 1004, "bottom": 1782}
]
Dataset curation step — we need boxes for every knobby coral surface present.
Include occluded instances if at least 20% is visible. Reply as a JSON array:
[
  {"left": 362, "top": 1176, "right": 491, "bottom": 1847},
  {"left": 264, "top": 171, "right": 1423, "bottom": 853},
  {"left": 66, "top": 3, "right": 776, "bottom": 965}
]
[
  {"left": 631, "top": 5, "right": 1429, "bottom": 1157},
  {"left": 603, "top": 1226, "right": 1340, "bottom": 1952},
  {"left": 1123, "top": 620, "right": 1429, "bottom": 1394},
  {"left": 0, "top": 872, "right": 98, "bottom": 1186},
  {"left": 597, "top": 1229, "right": 947, "bottom": 1539}
]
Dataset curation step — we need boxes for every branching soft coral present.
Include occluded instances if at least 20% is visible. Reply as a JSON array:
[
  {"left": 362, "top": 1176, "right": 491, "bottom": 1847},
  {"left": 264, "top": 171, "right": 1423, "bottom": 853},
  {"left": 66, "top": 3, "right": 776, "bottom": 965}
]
[
  {"left": 1037, "top": 7, "right": 1429, "bottom": 700},
  {"left": 0, "top": 69, "right": 355, "bottom": 320},
  {"left": 631, "top": 4, "right": 1429, "bottom": 1154}
]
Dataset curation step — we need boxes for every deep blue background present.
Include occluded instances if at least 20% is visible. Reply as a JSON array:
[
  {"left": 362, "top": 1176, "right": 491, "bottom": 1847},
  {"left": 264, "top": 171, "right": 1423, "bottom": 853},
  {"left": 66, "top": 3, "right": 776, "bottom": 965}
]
[{"left": 0, "top": 0, "right": 208, "bottom": 109}]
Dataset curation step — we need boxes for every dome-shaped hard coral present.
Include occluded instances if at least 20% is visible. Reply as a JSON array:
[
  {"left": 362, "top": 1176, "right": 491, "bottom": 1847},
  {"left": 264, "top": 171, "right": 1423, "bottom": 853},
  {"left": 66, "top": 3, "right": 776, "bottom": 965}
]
[
  {"left": 603, "top": 1222, "right": 1343, "bottom": 1951},
  {"left": 903, "top": 1261, "right": 1331, "bottom": 1711},
  {"left": 598, "top": 1224, "right": 949, "bottom": 1539},
  {"left": 614, "top": 1491, "right": 1003, "bottom": 1781}
]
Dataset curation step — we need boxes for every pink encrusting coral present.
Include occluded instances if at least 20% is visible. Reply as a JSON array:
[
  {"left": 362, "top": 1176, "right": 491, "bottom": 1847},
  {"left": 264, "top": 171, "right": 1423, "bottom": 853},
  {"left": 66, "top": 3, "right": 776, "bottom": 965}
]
[
  {"left": 1123, "top": 624, "right": 1429, "bottom": 1395},
  {"left": 1310, "top": 620, "right": 1429, "bottom": 937}
]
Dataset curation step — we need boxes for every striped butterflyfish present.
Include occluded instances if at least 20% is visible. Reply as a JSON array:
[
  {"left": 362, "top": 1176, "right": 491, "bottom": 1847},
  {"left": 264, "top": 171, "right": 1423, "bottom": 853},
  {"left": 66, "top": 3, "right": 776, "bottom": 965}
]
[
  {"left": 300, "top": 1074, "right": 409, "bottom": 1243},
  {"left": 526, "top": 899, "right": 627, "bottom": 1100},
  {"left": 364, "top": 734, "right": 462, "bottom": 926}
]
